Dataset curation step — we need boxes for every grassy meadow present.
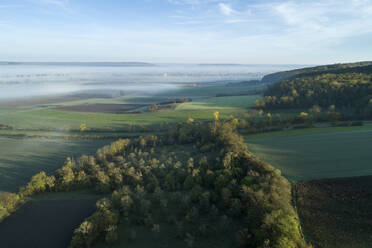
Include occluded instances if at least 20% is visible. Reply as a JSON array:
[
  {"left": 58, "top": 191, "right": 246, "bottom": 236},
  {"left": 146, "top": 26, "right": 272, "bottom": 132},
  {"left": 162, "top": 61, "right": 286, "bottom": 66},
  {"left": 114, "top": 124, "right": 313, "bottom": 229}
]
[
  {"left": 0, "top": 86, "right": 260, "bottom": 131},
  {"left": 0, "top": 137, "right": 114, "bottom": 193},
  {"left": 245, "top": 125, "right": 372, "bottom": 181}
]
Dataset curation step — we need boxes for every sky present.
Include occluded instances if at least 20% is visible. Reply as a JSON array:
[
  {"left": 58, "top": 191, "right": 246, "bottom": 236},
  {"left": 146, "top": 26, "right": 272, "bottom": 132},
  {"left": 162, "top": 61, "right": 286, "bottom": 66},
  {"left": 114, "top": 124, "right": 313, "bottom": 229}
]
[{"left": 0, "top": 0, "right": 372, "bottom": 64}]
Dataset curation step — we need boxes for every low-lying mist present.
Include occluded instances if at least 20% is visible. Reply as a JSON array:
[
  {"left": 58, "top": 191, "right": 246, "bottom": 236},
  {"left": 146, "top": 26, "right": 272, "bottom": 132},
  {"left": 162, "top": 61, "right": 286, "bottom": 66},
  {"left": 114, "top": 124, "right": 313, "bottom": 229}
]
[{"left": 0, "top": 63, "right": 302, "bottom": 100}]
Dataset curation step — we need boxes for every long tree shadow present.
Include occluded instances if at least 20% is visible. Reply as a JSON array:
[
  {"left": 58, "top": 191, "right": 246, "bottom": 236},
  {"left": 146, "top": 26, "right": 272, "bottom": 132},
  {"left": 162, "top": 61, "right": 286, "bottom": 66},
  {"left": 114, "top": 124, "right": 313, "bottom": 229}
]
[{"left": 0, "top": 198, "right": 98, "bottom": 248}]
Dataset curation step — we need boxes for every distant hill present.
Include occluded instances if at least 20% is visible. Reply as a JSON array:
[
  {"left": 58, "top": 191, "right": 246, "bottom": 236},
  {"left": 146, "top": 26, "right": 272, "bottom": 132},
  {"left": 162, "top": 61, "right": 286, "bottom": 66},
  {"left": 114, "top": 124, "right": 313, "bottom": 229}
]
[
  {"left": 198, "top": 63, "right": 245, "bottom": 66},
  {"left": 261, "top": 61, "right": 372, "bottom": 84},
  {"left": 255, "top": 61, "right": 372, "bottom": 119},
  {"left": 0, "top": 62, "right": 155, "bottom": 67}
]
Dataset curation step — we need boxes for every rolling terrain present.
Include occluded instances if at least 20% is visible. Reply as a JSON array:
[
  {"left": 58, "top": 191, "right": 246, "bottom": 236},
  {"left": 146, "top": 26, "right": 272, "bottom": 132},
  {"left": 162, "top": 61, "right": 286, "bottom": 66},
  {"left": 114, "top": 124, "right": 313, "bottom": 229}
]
[
  {"left": 1, "top": 61, "right": 372, "bottom": 248},
  {"left": 245, "top": 125, "right": 372, "bottom": 181},
  {"left": 0, "top": 138, "right": 114, "bottom": 193}
]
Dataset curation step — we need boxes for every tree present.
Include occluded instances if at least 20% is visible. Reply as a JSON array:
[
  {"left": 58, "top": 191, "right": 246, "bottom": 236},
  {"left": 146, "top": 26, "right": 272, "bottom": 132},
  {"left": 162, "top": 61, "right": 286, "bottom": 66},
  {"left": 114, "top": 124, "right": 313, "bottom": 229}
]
[
  {"left": 120, "top": 194, "right": 133, "bottom": 217},
  {"left": 0, "top": 204, "right": 8, "bottom": 221},
  {"left": 183, "top": 175, "right": 195, "bottom": 190},
  {"left": 105, "top": 225, "right": 118, "bottom": 244},
  {"left": 75, "top": 171, "right": 90, "bottom": 187},
  {"left": 199, "top": 191, "right": 211, "bottom": 213},
  {"left": 221, "top": 187, "right": 231, "bottom": 208},
  {"left": 164, "top": 172, "right": 176, "bottom": 191},
  {"left": 21, "top": 171, "right": 55, "bottom": 196},
  {"left": 56, "top": 158, "right": 76, "bottom": 190},
  {"left": 187, "top": 117, "right": 194, "bottom": 125},
  {"left": 70, "top": 221, "right": 95, "bottom": 248},
  {"left": 149, "top": 104, "right": 159, "bottom": 112},
  {"left": 0, "top": 193, "right": 20, "bottom": 221},
  {"left": 80, "top": 123, "right": 87, "bottom": 132},
  {"left": 263, "top": 210, "right": 304, "bottom": 248},
  {"left": 146, "top": 174, "right": 159, "bottom": 193},
  {"left": 95, "top": 171, "right": 111, "bottom": 193},
  {"left": 214, "top": 111, "right": 220, "bottom": 121},
  {"left": 229, "top": 198, "right": 242, "bottom": 217}
]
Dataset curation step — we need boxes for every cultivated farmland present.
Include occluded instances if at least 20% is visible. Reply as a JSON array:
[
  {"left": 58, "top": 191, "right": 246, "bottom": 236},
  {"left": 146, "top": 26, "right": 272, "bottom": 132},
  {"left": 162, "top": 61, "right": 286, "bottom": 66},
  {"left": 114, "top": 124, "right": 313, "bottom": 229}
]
[{"left": 245, "top": 126, "right": 372, "bottom": 181}]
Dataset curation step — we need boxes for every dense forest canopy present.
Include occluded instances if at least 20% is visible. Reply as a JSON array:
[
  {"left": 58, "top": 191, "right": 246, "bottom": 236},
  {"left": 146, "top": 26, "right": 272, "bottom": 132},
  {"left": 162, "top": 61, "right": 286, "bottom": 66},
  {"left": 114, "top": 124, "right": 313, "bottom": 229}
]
[
  {"left": 261, "top": 61, "right": 372, "bottom": 84},
  {"left": 256, "top": 65, "right": 372, "bottom": 120}
]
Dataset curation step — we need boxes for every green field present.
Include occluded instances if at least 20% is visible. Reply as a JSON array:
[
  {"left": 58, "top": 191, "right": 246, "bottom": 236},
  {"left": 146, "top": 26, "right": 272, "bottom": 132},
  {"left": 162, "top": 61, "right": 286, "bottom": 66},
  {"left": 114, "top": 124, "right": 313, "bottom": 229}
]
[
  {"left": 0, "top": 87, "right": 260, "bottom": 131},
  {"left": 0, "top": 137, "right": 114, "bottom": 193},
  {"left": 245, "top": 126, "right": 372, "bottom": 181},
  {"left": 156, "top": 85, "right": 264, "bottom": 98},
  {"left": 0, "top": 85, "right": 260, "bottom": 196},
  {"left": 0, "top": 85, "right": 260, "bottom": 194},
  {"left": 176, "top": 95, "right": 259, "bottom": 111},
  {"left": 0, "top": 190, "right": 100, "bottom": 248}
]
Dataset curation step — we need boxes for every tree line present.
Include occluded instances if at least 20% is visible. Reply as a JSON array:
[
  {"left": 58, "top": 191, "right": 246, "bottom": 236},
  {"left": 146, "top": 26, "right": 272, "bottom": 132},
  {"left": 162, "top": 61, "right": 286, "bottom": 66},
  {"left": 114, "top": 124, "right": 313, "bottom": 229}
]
[{"left": 255, "top": 72, "right": 372, "bottom": 120}]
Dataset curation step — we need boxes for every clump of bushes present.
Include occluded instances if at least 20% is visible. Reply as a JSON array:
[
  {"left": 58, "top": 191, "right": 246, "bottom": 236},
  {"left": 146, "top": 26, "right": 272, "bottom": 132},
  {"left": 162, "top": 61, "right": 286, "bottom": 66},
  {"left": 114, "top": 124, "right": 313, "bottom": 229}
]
[{"left": 0, "top": 193, "right": 22, "bottom": 223}]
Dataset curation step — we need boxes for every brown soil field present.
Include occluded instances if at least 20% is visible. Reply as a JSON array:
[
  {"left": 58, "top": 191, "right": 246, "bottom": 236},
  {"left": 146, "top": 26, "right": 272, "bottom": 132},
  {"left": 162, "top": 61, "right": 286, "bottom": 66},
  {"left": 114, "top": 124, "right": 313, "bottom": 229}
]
[
  {"left": 0, "top": 96, "right": 89, "bottom": 107},
  {"left": 56, "top": 103, "right": 146, "bottom": 113},
  {"left": 296, "top": 176, "right": 372, "bottom": 248}
]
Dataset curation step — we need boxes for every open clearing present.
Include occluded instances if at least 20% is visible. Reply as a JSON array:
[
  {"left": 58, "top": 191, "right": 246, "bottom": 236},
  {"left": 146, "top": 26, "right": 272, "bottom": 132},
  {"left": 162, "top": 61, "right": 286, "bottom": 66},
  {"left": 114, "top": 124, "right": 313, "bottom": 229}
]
[
  {"left": 0, "top": 137, "right": 113, "bottom": 193},
  {"left": 296, "top": 176, "right": 372, "bottom": 248},
  {"left": 245, "top": 126, "right": 372, "bottom": 181}
]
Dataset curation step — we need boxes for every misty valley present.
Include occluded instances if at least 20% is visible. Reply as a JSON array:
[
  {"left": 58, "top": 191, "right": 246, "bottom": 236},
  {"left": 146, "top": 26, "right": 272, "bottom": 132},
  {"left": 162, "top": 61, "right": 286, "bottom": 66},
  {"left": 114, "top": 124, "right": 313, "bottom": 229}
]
[{"left": 0, "top": 61, "right": 371, "bottom": 248}]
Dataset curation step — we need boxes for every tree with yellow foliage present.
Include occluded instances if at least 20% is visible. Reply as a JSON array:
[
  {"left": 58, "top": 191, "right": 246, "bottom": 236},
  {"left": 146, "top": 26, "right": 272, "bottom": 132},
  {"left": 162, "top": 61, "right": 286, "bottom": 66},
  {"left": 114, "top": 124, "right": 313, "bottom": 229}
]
[
  {"left": 187, "top": 117, "right": 194, "bottom": 125},
  {"left": 214, "top": 111, "right": 219, "bottom": 121},
  {"left": 80, "top": 123, "right": 87, "bottom": 132}
]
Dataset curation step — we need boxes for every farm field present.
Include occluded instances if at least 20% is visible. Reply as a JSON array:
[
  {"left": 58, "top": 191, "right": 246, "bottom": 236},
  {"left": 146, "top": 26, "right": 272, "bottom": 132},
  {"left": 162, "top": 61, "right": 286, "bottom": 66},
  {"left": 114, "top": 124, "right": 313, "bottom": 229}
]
[
  {"left": 156, "top": 85, "right": 264, "bottom": 98},
  {"left": 0, "top": 84, "right": 260, "bottom": 197},
  {"left": 296, "top": 176, "right": 372, "bottom": 248},
  {"left": 176, "top": 95, "right": 259, "bottom": 111},
  {"left": 0, "top": 86, "right": 260, "bottom": 131},
  {"left": 0, "top": 190, "right": 100, "bottom": 248},
  {"left": 245, "top": 126, "right": 372, "bottom": 181},
  {"left": 0, "top": 137, "right": 114, "bottom": 193},
  {"left": 0, "top": 129, "right": 148, "bottom": 139},
  {"left": 0, "top": 85, "right": 260, "bottom": 195}
]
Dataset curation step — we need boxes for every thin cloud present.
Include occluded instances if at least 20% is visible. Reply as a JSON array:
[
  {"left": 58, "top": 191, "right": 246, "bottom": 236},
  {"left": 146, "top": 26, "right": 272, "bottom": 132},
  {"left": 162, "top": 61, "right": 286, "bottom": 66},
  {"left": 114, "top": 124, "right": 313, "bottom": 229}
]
[
  {"left": 1, "top": 0, "right": 372, "bottom": 64},
  {"left": 30, "top": 0, "right": 69, "bottom": 7},
  {"left": 169, "top": 0, "right": 221, "bottom": 5},
  {"left": 0, "top": 5, "right": 24, "bottom": 8},
  {"left": 219, "top": 3, "right": 234, "bottom": 16},
  {"left": 224, "top": 19, "right": 250, "bottom": 23}
]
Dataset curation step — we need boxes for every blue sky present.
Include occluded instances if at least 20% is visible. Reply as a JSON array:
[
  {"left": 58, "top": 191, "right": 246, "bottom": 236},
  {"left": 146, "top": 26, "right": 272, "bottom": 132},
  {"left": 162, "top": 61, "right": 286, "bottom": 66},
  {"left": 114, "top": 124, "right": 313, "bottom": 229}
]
[{"left": 0, "top": 0, "right": 372, "bottom": 64}]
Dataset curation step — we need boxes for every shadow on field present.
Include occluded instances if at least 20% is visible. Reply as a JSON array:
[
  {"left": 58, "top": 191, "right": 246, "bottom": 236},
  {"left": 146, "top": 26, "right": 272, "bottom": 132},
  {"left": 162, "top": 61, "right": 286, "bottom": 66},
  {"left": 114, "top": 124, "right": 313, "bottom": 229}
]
[{"left": 0, "top": 198, "right": 98, "bottom": 248}]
